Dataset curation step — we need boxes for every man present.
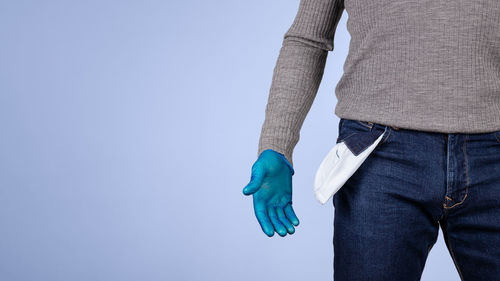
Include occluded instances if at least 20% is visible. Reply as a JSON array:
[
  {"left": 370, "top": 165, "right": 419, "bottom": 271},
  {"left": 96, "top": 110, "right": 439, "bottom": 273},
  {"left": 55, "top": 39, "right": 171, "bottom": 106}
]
[{"left": 243, "top": 0, "right": 500, "bottom": 280}]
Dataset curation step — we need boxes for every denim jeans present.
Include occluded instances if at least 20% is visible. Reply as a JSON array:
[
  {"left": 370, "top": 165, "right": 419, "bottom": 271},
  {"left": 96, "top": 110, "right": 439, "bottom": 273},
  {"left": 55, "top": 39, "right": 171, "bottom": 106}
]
[{"left": 332, "top": 118, "right": 500, "bottom": 281}]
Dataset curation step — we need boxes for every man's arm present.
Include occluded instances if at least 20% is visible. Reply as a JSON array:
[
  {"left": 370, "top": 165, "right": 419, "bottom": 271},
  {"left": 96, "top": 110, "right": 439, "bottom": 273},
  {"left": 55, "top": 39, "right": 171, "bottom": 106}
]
[{"left": 257, "top": 0, "right": 345, "bottom": 168}]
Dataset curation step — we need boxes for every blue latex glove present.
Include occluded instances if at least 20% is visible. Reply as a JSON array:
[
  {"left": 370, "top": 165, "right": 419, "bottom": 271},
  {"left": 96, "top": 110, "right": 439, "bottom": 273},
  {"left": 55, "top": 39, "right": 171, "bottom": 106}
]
[{"left": 242, "top": 149, "right": 299, "bottom": 237}]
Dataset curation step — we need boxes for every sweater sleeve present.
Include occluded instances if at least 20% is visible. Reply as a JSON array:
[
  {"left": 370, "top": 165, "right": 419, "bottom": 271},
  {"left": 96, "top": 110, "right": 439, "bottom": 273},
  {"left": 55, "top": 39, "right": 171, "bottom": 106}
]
[{"left": 257, "top": 0, "right": 345, "bottom": 168}]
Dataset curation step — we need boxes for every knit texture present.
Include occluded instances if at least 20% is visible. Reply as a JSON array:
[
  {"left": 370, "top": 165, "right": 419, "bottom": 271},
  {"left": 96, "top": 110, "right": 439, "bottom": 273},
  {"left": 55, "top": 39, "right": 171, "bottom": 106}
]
[{"left": 258, "top": 0, "right": 500, "bottom": 167}]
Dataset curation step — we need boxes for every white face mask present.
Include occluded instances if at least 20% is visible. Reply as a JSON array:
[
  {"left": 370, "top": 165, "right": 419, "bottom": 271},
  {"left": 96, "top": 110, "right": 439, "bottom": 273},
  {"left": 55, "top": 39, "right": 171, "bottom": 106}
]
[{"left": 313, "top": 126, "right": 388, "bottom": 205}]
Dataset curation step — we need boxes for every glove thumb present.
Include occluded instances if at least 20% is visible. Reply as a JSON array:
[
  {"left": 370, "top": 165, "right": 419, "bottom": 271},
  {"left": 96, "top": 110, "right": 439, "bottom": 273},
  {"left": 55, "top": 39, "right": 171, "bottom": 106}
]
[{"left": 242, "top": 165, "right": 266, "bottom": 195}]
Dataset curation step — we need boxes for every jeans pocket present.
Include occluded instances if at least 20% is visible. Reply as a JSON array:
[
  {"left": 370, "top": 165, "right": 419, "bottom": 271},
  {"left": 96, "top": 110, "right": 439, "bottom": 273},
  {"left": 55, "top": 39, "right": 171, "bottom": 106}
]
[
  {"left": 337, "top": 118, "right": 375, "bottom": 144},
  {"left": 337, "top": 118, "right": 392, "bottom": 151}
]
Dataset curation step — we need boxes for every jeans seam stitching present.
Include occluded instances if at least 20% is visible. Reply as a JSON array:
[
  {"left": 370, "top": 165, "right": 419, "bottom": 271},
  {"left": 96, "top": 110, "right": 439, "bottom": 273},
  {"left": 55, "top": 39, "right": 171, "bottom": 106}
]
[
  {"left": 379, "top": 127, "right": 392, "bottom": 145},
  {"left": 444, "top": 232, "right": 466, "bottom": 281},
  {"left": 443, "top": 134, "right": 470, "bottom": 209},
  {"left": 356, "top": 120, "right": 373, "bottom": 129}
]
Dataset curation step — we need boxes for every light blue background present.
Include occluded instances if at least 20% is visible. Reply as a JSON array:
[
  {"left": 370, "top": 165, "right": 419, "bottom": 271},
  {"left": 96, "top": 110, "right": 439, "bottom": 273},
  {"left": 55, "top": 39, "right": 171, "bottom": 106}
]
[{"left": 0, "top": 1, "right": 462, "bottom": 280}]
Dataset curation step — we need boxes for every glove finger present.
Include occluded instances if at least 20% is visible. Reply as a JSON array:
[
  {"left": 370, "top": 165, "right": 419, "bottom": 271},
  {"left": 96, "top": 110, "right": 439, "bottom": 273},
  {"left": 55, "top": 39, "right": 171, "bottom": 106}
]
[
  {"left": 268, "top": 207, "right": 287, "bottom": 237},
  {"left": 254, "top": 200, "right": 274, "bottom": 237},
  {"left": 243, "top": 164, "right": 266, "bottom": 195},
  {"left": 284, "top": 203, "right": 300, "bottom": 226},
  {"left": 277, "top": 207, "right": 295, "bottom": 234}
]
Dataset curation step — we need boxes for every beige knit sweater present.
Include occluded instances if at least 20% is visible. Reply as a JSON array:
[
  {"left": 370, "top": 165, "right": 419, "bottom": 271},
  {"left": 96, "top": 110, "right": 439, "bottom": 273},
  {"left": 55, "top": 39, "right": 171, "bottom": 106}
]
[{"left": 258, "top": 0, "right": 500, "bottom": 167}]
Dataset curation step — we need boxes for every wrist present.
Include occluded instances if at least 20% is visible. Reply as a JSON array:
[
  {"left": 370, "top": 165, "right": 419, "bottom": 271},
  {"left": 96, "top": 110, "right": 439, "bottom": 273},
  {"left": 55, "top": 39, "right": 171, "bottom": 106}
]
[{"left": 263, "top": 149, "right": 295, "bottom": 176}]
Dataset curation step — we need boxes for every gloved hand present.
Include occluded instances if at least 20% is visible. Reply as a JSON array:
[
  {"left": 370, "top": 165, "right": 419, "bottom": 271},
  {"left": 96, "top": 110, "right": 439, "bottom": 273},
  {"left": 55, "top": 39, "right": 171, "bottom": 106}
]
[{"left": 242, "top": 149, "right": 299, "bottom": 237}]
